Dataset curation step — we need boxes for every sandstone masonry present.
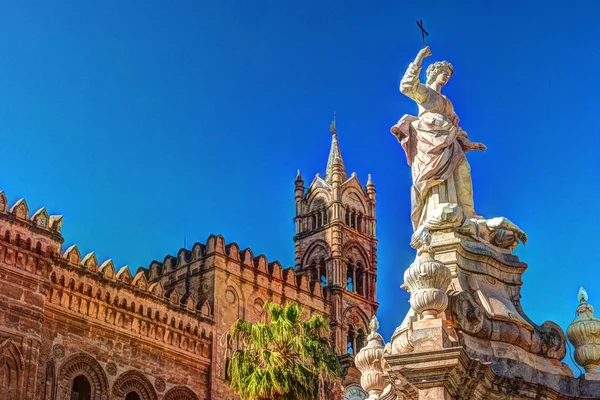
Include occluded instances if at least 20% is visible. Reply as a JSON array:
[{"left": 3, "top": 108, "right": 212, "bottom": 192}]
[{"left": 0, "top": 130, "right": 376, "bottom": 399}]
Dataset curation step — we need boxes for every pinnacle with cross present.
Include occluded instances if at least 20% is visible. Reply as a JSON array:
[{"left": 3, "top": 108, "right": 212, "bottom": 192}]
[{"left": 330, "top": 112, "right": 337, "bottom": 135}]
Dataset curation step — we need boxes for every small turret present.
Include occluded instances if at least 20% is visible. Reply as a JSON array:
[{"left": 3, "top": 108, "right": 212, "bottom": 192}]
[
  {"left": 295, "top": 170, "right": 304, "bottom": 197},
  {"left": 366, "top": 174, "right": 376, "bottom": 202},
  {"left": 294, "top": 170, "right": 305, "bottom": 221}
]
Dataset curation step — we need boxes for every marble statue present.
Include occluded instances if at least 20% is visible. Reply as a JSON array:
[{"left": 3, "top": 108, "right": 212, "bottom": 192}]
[{"left": 391, "top": 46, "right": 527, "bottom": 251}]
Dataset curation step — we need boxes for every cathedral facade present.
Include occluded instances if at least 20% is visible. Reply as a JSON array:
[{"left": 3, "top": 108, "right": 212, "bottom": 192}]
[{"left": 0, "top": 129, "right": 377, "bottom": 400}]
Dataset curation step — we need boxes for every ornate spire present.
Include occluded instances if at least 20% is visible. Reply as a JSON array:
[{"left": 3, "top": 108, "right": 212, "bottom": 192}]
[{"left": 324, "top": 112, "right": 347, "bottom": 184}]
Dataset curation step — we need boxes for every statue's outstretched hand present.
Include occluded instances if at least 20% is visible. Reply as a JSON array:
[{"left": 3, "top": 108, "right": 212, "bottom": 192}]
[{"left": 469, "top": 142, "right": 487, "bottom": 152}]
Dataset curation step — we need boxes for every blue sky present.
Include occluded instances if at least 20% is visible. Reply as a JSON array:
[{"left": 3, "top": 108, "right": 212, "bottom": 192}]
[{"left": 1, "top": 1, "right": 599, "bottom": 372}]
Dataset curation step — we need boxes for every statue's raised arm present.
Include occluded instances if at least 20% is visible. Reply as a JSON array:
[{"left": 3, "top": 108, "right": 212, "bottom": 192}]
[
  {"left": 399, "top": 46, "right": 432, "bottom": 103},
  {"left": 390, "top": 46, "right": 526, "bottom": 252}
]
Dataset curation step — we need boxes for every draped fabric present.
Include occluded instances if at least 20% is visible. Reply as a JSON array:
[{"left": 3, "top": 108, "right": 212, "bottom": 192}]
[{"left": 392, "top": 62, "right": 476, "bottom": 230}]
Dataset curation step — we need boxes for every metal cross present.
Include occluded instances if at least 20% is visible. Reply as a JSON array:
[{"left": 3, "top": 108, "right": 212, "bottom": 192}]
[
  {"left": 416, "top": 20, "right": 429, "bottom": 46},
  {"left": 330, "top": 111, "right": 337, "bottom": 134}
]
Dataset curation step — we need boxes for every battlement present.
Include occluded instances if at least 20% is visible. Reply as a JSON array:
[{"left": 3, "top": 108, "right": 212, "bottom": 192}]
[
  {"left": 147, "top": 234, "right": 327, "bottom": 300},
  {"left": 0, "top": 190, "right": 64, "bottom": 251},
  {"left": 56, "top": 244, "right": 213, "bottom": 319}
]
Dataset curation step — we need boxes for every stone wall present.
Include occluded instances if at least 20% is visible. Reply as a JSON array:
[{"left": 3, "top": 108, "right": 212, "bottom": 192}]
[{"left": 0, "top": 192, "right": 355, "bottom": 400}]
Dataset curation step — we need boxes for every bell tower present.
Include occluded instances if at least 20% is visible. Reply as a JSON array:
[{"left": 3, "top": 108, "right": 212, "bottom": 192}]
[{"left": 294, "top": 117, "right": 378, "bottom": 358}]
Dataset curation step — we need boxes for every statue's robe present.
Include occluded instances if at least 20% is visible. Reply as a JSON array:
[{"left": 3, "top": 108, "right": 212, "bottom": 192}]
[{"left": 391, "top": 62, "right": 476, "bottom": 230}]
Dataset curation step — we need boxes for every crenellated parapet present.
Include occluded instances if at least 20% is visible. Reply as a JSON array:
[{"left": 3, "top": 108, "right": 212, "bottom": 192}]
[
  {"left": 48, "top": 253, "right": 213, "bottom": 361},
  {"left": 0, "top": 191, "right": 64, "bottom": 257},
  {"left": 0, "top": 192, "right": 68, "bottom": 290},
  {"left": 55, "top": 244, "right": 213, "bottom": 319},
  {"left": 0, "top": 189, "right": 215, "bottom": 367},
  {"left": 146, "top": 234, "right": 328, "bottom": 302}
]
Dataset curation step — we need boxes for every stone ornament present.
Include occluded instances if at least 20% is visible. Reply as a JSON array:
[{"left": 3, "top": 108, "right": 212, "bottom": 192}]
[
  {"left": 51, "top": 343, "right": 65, "bottom": 359},
  {"left": 402, "top": 242, "right": 451, "bottom": 319},
  {"left": 448, "top": 291, "right": 487, "bottom": 335},
  {"left": 354, "top": 316, "right": 387, "bottom": 400},
  {"left": 106, "top": 361, "right": 118, "bottom": 376},
  {"left": 155, "top": 377, "right": 166, "bottom": 392},
  {"left": 567, "top": 287, "right": 600, "bottom": 374}
]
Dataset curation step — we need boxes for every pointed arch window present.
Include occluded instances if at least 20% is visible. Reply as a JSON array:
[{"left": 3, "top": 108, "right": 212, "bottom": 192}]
[
  {"left": 318, "top": 260, "right": 327, "bottom": 288},
  {"left": 356, "top": 265, "right": 365, "bottom": 296},
  {"left": 351, "top": 210, "right": 357, "bottom": 229},
  {"left": 346, "top": 262, "right": 354, "bottom": 292},
  {"left": 224, "top": 333, "right": 232, "bottom": 381},
  {"left": 356, "top": 328, "right": 366, "bottom": 353},
  {"left": 345, "top": 207, "right": 350, "bottom": 225},
  {"left": 312, "top": 199, "right": 327, "bottom": 229},
  {"left": 347, "top": 326, "right": 355, "bottom": 355}
]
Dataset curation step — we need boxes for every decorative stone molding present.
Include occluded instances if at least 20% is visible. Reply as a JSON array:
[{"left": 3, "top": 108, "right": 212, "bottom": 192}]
[
  {"left": 163, "top": 386, "right": 200, "bottom": 400},
  {"left": 51, "top": 343, "right": 65, "bottom": 359},
  {"left": 155, "top": 377, "right": 166, "bottom": 392},
  {"left": 112, "top": 370, "right": 158, "bottom": 400},
  {"left": 567, "top": 287, "right": 600, "bottom": 375},
  {"left": 355, "top": 316, "right": 387, "bottom": 399},
  {"left": 402, "top": 243, "right": 451, "bottom": 319},
  {"left": 57, "top": 353, "right": 109, "bottom": 400},
  {"left": 106, "top": 361, "right": 117, "bottom": 376}
]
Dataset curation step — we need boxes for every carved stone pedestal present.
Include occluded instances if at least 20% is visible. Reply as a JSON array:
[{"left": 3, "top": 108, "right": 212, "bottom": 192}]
[
  {"left": 386, "top": 346, "right": 465, "bottom": 400},
  {"left": 378, "top": 232, "right": 600, "bottom": 399}
]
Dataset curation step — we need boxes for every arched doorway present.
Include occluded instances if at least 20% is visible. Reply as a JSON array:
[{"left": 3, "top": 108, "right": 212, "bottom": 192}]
[
  {"left": 0, "top": 339, "right": 24, "bottom": 400},
  {"left": 57, "top": 353, "right": 108, "bottom": 400},
  {"left": 163, "top": 386, "right": 199, "bottom": 400},
  {"left": 111, "top": 370, "right": 157, "bottom": 400},
  {"left": 71, "top": 375, "right": 91, "bottom": 400},
  {"left": 125, "top": 392, "right": 141, "bottom": 400}
]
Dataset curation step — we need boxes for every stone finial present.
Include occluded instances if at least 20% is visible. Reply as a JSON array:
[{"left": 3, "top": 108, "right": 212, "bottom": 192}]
[
  {"left": 567, "top": 287, "right": 600, "bottom": 376},
  {"left": 403, "top": 243, "right": 451, "bottom": 319},
  {"left": 355, "top": 316, "right": 388, "bottom": 400},
  {"left": 578, "top": 286, "right": 589, "bottom": 304}
]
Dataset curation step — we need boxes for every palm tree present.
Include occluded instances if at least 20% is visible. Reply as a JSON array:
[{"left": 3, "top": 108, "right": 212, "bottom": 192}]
[{"left": 228, "top": 301, "right": 341, "bottom": 400}]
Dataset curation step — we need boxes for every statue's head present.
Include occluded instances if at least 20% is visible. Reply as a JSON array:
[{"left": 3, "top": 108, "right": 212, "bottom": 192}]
[{"left": 426, "top": 61, "right": 454, "bottom": 87}]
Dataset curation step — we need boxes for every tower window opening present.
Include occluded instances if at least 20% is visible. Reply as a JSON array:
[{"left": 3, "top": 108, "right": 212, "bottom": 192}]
[
  {"left": 356, "top": 266, "right": 364, "bottom": 296},
  {"left": 319, "top": 261, "right": 327, "bottom": 287},
  {"left": 347, "top": 326, "right": 355, "bottom": 355},
  {"left": 345, "top": 207, "right": 350, "bottom": 225},
  {"left": 351, "top": 211, "right": 356, "bottom": 229},
  {"left": 356, "top": 328, "right": 366, "bottom": 352},
  {"left": 346, "top": 263, "right": 355, "bottom": 292}
]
